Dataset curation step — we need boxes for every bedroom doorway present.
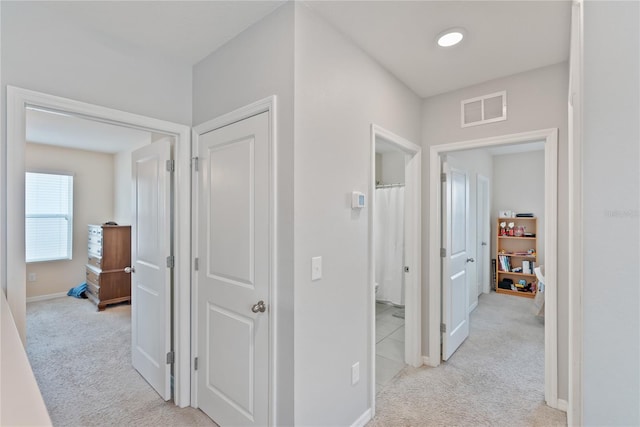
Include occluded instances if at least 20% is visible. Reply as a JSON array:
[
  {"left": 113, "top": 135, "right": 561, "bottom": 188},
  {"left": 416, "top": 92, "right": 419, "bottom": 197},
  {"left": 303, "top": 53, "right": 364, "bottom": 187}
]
[
  {"left": 6, "top": 86, "right": 192, "bottom": 407},
  {"left": 427, "top": 128, "right": 561, "bottom": 410}
]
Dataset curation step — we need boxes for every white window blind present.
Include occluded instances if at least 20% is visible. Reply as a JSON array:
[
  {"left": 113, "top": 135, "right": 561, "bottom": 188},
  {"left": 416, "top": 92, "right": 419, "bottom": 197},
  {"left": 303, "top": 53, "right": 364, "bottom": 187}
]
[{"left": 25, "top": 172, "right": 74, "bottom": 263}]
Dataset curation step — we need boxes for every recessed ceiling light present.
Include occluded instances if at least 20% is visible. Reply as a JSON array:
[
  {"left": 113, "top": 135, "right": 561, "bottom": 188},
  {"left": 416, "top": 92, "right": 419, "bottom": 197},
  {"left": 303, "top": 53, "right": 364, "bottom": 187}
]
[{"left": 437, "top": 29, "right": 465, "bottom": 48}]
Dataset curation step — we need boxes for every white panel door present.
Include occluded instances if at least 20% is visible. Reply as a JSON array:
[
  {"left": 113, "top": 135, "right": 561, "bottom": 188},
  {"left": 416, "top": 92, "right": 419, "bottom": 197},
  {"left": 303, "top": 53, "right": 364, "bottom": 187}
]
[
  {"left": 442, "top": 160, "right": 471, "bottom": 361},
  {"left": 131, "top": 138, "right": 172, "bottom": 400},
  {"left": 197, "top": 112, "right": 270, "bottom": 426}
]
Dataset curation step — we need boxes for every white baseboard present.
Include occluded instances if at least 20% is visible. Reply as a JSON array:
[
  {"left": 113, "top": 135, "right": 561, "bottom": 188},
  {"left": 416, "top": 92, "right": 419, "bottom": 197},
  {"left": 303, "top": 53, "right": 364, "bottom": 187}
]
[
  {"left": 546, "top": 397, "right": 568, "bottom": 413},
  {"left": 468, "top": 301, "right": 478, "bottom": 313},
  {"left": 351, "top": 408, "right": 372, "bottom": 427},
  {"left": 557, "top": 399, "right": 568, "bottom": 412},
  {"left": 26, "top": 292, "right": 68, "bottom": 303},
  {"left": 423, "top": 355, "right": 437, "bottom": 367},
  {"left": 422, "top": 356, "right": 440, "bottom": 368}
]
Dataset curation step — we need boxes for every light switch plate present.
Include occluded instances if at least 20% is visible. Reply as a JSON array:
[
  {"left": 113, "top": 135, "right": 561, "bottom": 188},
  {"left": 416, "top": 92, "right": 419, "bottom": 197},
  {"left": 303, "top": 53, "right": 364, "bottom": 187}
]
[{"left": 311, "top": 256, "right": 322, "bottom": 281}]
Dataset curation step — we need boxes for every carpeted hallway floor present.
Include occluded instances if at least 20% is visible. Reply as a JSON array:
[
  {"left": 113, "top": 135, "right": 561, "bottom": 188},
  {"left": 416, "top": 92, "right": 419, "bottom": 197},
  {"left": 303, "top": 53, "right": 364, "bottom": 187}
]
[
  {"left": 369, "top": 292, "right": 567, "bottom": 426},
  {"left": 26, "top": 297, "right": 216, "bottom": 427},
  {"left": 27, "top": 292, "right": 566, "bottom": 426}
]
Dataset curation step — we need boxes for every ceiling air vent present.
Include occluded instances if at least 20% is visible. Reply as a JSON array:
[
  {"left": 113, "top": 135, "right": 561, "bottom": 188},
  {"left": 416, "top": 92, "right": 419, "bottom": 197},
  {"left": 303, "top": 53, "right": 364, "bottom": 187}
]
[{"left": 461, "top": 91, "right": 507, "bottom": 127}]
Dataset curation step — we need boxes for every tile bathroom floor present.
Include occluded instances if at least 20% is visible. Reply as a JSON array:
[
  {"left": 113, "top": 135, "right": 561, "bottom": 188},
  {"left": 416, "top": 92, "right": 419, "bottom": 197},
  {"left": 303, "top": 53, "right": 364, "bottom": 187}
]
[{"left": 375, "top": 302, "right": 405, "bottom": 390}]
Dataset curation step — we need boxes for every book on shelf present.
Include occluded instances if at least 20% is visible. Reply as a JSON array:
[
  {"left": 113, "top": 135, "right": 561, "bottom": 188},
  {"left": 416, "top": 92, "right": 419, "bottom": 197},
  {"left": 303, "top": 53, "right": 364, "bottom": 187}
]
[
  {"left": 521, "top": 260, "right": 536, "bottom": 275},
  {"left": 498, "top": 255, "right": 511, "bottom": 272}
]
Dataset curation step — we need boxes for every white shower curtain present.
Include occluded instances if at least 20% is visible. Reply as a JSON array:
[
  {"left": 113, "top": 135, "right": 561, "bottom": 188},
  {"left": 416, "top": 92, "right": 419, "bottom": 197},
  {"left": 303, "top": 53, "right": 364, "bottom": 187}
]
[{"left": 375, "top": 186, "right": 405, "bottom": 306}]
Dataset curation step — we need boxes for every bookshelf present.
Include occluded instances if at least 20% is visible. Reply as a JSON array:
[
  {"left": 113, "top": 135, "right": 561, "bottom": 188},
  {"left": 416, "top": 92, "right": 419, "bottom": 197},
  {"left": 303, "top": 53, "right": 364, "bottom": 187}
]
[{"left": 496, "top": 217, "right": 537, "bottom": 298}]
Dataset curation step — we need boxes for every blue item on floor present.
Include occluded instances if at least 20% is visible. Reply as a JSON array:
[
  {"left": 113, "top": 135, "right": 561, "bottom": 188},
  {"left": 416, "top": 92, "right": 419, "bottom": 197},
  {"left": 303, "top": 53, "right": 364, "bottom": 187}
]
[{"left": 68, "top": 282, "right": 88, "bottom": 298}]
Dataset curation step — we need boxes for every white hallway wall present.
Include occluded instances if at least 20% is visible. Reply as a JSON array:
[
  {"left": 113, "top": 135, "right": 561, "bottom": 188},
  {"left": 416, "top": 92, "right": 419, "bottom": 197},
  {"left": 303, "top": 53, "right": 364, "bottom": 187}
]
[
  {"left": 0, "top": 2, "right": 192, "bottom": 125},
  {"left": 583, "top": 1, "right": 639, "bottom": 424},
  {"left": 294, "top": 4, "right": 421, "bottom": 424},
  {"left": 422, "top": 61, "right": 570, "bottom": 400}
]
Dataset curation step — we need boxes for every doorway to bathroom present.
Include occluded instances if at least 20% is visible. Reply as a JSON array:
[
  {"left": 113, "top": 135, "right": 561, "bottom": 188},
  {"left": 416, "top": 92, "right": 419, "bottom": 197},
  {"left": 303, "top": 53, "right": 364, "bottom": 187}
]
[
  {"left": 374, "top": 139, "right": 406, "bottom": 388},
  {"left": 369, "top": 125, "right": 421, "bottom": 408}
]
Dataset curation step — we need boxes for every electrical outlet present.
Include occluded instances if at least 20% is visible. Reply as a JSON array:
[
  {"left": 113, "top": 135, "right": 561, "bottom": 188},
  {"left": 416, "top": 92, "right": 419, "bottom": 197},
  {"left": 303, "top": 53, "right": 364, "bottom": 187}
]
[
  {"left": 351, "top": 362, "right": 360, "bottom": 385},
  {"left": 28, "top": 272, "right": 37, "bottom": 282}
]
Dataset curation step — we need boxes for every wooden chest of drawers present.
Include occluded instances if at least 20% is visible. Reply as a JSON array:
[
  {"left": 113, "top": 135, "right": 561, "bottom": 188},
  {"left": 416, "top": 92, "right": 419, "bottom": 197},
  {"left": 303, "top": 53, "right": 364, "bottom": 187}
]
[{"left": 85, "top": 224, "right": 131, "bottom": 311}]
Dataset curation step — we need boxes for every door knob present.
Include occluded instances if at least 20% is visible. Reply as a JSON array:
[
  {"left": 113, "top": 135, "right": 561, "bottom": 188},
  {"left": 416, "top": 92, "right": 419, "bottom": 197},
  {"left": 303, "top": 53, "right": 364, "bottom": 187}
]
[
  {"left": 124, "top": 266, "right": 135, "bottom": 273},
  {"left": 466, "top": 258, "right": 475, "bottom": 263},
  {"left": 481, "top": 242, "right": 487, "bottom": 246},
  {"left": 251, "top": 300, "right": 266, "bottom": 313}
]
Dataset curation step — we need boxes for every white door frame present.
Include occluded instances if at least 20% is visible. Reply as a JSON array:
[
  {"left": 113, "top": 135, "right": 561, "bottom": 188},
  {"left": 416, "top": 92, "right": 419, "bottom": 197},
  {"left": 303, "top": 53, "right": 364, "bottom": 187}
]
[
  {"left": 476, "top": 174, "right": 491, "bottom": 295},
  {"left": 427, "top": 128, "right": 561, "bottom": 410},
  {"left": 369, "top": 124, "right": 421, "bottom": 415},
  {"left": 567, "top": 0, "right": 583, "bottom": 423},
  {"left": 191, "top": 96, "right": 277, "bottom": 425},
  {"left": 5, "top": 86, "right": 192, "bottom": 407}
]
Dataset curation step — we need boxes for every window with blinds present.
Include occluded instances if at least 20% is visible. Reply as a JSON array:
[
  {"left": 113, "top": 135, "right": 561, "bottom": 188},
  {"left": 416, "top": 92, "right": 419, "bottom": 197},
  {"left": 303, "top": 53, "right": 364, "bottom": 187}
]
[{"left": 25, "top": 172, "right": 74, "bottom": 263}]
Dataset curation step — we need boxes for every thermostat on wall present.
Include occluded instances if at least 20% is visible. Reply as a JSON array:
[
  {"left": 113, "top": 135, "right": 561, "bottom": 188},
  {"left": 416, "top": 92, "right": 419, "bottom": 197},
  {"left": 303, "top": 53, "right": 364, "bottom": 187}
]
[{"left": 352, "top": 191, "right": 366, "bottom": 209}]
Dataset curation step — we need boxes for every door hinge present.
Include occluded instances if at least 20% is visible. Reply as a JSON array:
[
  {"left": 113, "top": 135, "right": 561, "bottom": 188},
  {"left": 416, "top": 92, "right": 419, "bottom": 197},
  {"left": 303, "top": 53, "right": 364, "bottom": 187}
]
[
  {"left": 194, "top": 357, "right": 198, "bottom": 371},
  {"left": 441, "top": 172, "right": 446, "bottom": 183},
  {"left": 194, "top": 257, "right": 199, "bottom": 271},
  {"left": 440, "top": 248, "right": 446, "bottom": 258},
  {"left": 192, "top": 157, "right": 199, "bottom": 172},
  {"left": 166, "top": 255, "right": 175, "bottom": 269},
  {"left": 166, "top": 351, "right": 175, "bottom": 365},
  {"left": 166, "top": 159, "right": 175, "bottom": 173},
  {"left": 441, "top": 323, "right": 446, "bottom": 333}
]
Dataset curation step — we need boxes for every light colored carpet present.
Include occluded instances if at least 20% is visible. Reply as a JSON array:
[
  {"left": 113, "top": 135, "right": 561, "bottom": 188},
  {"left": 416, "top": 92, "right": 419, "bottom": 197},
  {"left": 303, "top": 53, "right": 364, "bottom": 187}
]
[
  {"left": 26, "top": 297, "right": 216, "bottom": 427},
  {"left": 369, "top": 292, "right": 567, "bottom": 427},
  {"left": 27, "top": 293, "right": 566, "bottom": 426}
]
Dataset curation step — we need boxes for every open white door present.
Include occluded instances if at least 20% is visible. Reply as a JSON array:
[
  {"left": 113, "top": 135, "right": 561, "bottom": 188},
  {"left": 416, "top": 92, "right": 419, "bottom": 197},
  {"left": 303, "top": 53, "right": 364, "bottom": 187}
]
[
  {"left": 402, "top": 148, "right": 422, "bottom": 368},
  {"left": 131, "top": 138, "right": 173, "bottom": 400},
  {"left": 442, "top": 159, "right": 471, "bottom": 361},
  {"left": 196, "top": 112, "right": 270, "bottom": 426}
]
